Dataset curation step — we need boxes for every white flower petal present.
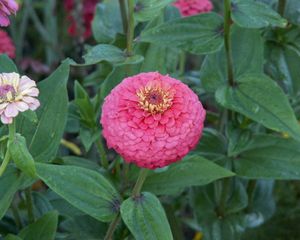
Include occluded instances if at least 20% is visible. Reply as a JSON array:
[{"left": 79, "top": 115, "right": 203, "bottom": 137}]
[
  {"left": 21, "top": 87, "right": 39, "bottom": 97},
  {"left": 15, "top": 101, "right": 29, "bottom": 112},
  {"left": 29, "top": 99, "right": 40, "bottom": 111},
  {"left": 4, "top": 103, "right": 19, "bottom": 117},
  {"left": 19, "top": 76, "right": 36, "bottom": 91},
  {"left": 1, "top": 114, "right": 12, "bottom": 124}
]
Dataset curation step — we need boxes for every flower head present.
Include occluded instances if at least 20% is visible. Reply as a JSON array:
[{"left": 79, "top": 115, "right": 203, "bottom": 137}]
[
  {"left": 0, "top": 0, "right": 18, "bottom": 27},
  {"left": 173, "top": 0, "right": 213, "bottom": 17},
  {"left": 101, "top": 72, "right": 206, "bottom": 169},
  {"left": 64, "top": 0, "right": 98, "bottom": 39},
  {"left": 0, "top": 29, "right": 15, "bottom": 58},
  {"left": 0, "top": 73, "right": 40, "bottom": 124}
]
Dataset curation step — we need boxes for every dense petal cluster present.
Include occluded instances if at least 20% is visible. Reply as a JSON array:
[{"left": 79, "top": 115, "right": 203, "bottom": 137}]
[
  {"left": 0, "top": 0, "right": 18, "bottom": 27},
  {"left": 101, "top": 72, "right": 206, "bottom": 169},
  {"left": 64, "top": 0, "right": 98, "bottom": 39},
  {"left": 0, "top": 73, "right": 40, "bottom": 124},
  {"left": 0, "top": 29, "right": 15, "bottom": 58},
  {"left": 173, "top": 0, "right": 213, "bottom": 17}
]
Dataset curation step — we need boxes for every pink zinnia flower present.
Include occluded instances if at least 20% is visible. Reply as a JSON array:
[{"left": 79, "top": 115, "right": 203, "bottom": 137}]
[
  {"left": 173, "top": 0, "right": 213, "bottom": 17},
  {"left": 0, "top": 29, "right": 15, "bottom": 58},
  {"left": 64, "top": 0, "right": 98, "bottom": 39},
  {"left": 0, "top": 0, "right": 18, "bottom": 27},
  {"left": 0, "top": 73, "right": 40, "bottom": 124},
  {"left": 101, "top": 72, "right": 206, "bottom": 169}
]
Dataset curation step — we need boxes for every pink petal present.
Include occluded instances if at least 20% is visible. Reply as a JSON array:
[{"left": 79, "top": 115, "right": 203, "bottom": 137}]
[
  {"left": 4, "top": 103, "right": 19, "bottom": 117},
  {"left": 28, "top": 99, "right": 40, "bottom": 111},
  {"left": 0, "top": 13, "right": 9, "bottom": 27},
  {"left": 15, "top": 101, "right": 29, "bottom": 112},
  {"left": 19, "top": 76, "right": 36, "bottom": 91},
  {"left": 1, "top": 114, "right": 12, "bottom": 124}
]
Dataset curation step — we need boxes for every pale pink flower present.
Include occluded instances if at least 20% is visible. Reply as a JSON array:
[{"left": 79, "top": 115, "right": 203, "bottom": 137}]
[
  {"left": 0, "top": 0, "right": 18, "bottom": 27},
  {"left": 101, "top": 72, "right": 206, "bottom": 169},
  {"left": 173, "top": 0, "right": 213, "bottom": 17},
  {"left": 0, "top": 73, "right": 40, "bottom": 124}
]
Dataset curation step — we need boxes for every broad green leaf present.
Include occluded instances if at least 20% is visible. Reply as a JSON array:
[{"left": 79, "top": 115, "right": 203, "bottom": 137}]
[
  {"left": 100, "top": 62, "right": 140, "bottom": 100},
  {"left": 36, "top": 163, "right": 120, "bottom": 222},
  {"left": 9, "top": 134, "right": 36, "bottom": 178},
  {"left": 140, "top": 12, "right": 224, "bottom": 55},
  {"left": 215, "top": 74, "right": 300, "bottom": 141},
  {"left": 265, "top": 44, "right": 300, "bottom": 97},
  {"left": 0, "top": 54, "right": 18, "bottom": 73},
  {"left": 92, "top": 1, "right": 123, "bottom": 43},
  {"left": 4, "top": 235, "right": 22, "bottom": 240},
  {"left": 60, "top": 156, "right": 100, "bottom": 170},
  {"left": 18, "top": 62, "right": 69, "bottom": 162},
  {"left": 143, "top": 155, "right": 235, "bottom": 195},
  {"left": 134, "top": 0, "right": 174, "bottom": 22},
  {"left": 19, "top": 211, "right": 58, "bottom": 240},
  {"left": 194, "top": 128, "right": 227, "bottom": 161},
  {"left": 201, "top": 25, "right": 264, "bottom": 92},
  {"left": 285, "top": 0, "right": 300, "bottom": 26},
  {"left": 232, "top": 0, "right": 287, "bottom": 28},
  {"left": 61, "top": 215, "right": 107, "bottom": 240},
  {"left": 70, "top": 44, "right": 126, "bottom": 66},
  {"left": 21, "top": 110, "right": 38, "bottom": 124},
  {"left": 121, "top": 192, "right": 173, "bottom": 240},
  {"left": 235, "top": 134, "right": 300, "bottom": 179},
  {"left": 0, "top": 167, "right": 22, "bottom": 220}
]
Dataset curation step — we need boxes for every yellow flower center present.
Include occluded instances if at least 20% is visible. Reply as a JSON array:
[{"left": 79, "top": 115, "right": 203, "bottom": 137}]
[{"left": 137, "top": 86, "right": 173, "bottom": 114}]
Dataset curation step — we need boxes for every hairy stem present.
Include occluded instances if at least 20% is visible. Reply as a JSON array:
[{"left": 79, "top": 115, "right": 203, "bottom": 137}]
[
  {"left": 119, "top": 0, "right": 128, "bottom": 33},
  {"left": 25, "top": 187, "right": 35, "bottom": 223},
  {"left": 277, "top": 0, "right": 286, "bottom": 16},
  {"left": 132, "top": 168, "right": 149, "bottom": 197},
  {"left": 0, "top": 121, "right": 16, "bottom": 177},
  {"left": 96, "top": 138, "right": 109, "bottom": 169},
  {"left": 224, "top": 0, "right": 234, "bottom": 86},
  {"left": 126, "top": 0, "right": 135, "bottom": 55},
  {"left": 104, "top": 213, "right": 121, "bottom": 240}
]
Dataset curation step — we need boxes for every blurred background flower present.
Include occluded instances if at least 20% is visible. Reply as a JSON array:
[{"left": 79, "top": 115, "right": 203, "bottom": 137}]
[
  {"left": 173, "top": 0, "right": 213, "bottom": 17},
  {"left": 0, "top": 29, "right": 15, "bottom": 58},
  {"left": 0, "top": 0, "right": 18, "bottom": 26}
]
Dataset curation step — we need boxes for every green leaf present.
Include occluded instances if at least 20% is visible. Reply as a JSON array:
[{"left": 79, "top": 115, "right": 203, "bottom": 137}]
[
  {"left": 18, "top": 62, "right": 69, "bottom": 162},
  {"left": 194, "top": 128, "right": 227, "bottom": 161},
  {"left": 21, "top": 110, "right": 38, "bottom": 124},
  {"left": 235, "top": 134, "right": 300, "bottom": 179},
  {"left": 140, "top": 13, "right": 224, "bottom": 55},
  {"left": 100, "top": 62, "right": 140, "bottom": 100},
  {"left": 19, "top": 211, "right": 58, "bottom": 240},
  {"left": 285, "top": 0, "right": 300, "bottom": 26},
  {"left": 121, "top": 192, "right": 173, "bottom": 240},
  {"left": 4, "top": 234, "right": 22, "bottom": 240},
  {"left": 216, "top": 74, "right": 300, "bottom": 141},
  {"left": 232, "top": 0, "right": 287, "bottom": 28},
  {"left": 201, "top": 25, "right": 264, "bottom": 92},
  {"left": 70, "top": 44, "right": 126, "bottom": 66},
  {"left": 36, "top": 163, "right": 120, "bottom": 222},
  {"left": 92, "top": 1, "right": 123, "bottom": 43},
  {"left": 0, "top": 167, "right": 22, "bottom": 220},
  {"left": 9, "top": 134, "right": 36, "bottom": 178},
  {"left": 0, "top": 54, "right": 18, "bottom": 73},
  {"left": 134, "top": 0, "right": 174, "bottom": 22},
  {"left": 143, "top": 155, "right": 235, "bottom": 195}
]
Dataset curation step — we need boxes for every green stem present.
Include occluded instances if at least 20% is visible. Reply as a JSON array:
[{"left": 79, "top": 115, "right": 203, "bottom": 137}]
[
  {"left": 119, "top": 0, "right": 128, "bottom": 34},
  {"left": 126, "top": 0, "right": 135, "bottom": 56},
  {"left": 11, "top": 201, "right": 23, "bottom": 230},
  {"left": 25, "top": 187, "right": 35, "bottom": 223},
  {"left": 277, "top": 0, "right": 286, "bottom": 16},
  {"left": 246, "top": 180, "right": 257, "bottom": 212},
  {"left": 224, "top": 0, "right": 234, "bottom": 86},
  {"left": 96, "top": 138, "right": 109, "bottom": 169},
  {"left": 0, "top": 121, "right": 16, "bottom": 177},
  {"left": 179, "top": 51, "right": 186, "bottom": 76},
  {"left": 104, "top": 213, "right": 121, "bottom": 240},
  {"left": 216, "top": 178, "right": 230, "bottom": 218},
  {"left": 132, "top": 168, "right": 149, "bottom": 197}
]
